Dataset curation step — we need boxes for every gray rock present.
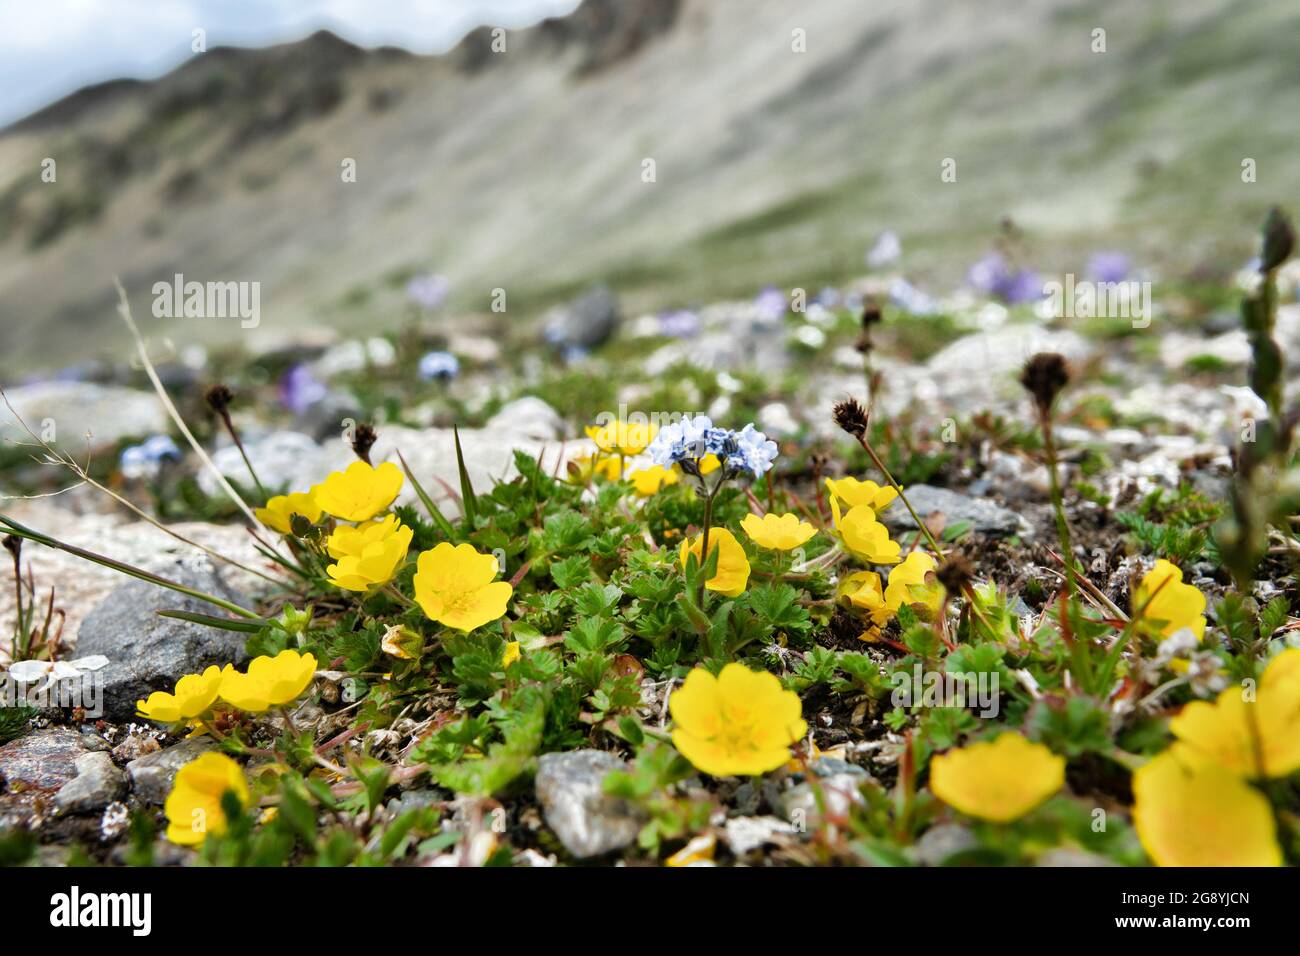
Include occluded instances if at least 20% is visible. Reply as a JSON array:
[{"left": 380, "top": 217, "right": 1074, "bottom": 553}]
[
  {"left": 127, "top": 737, "right": 217, "bottom": 804},
  {"left": 0, "top": 382, "right": 168, "bottom": 453},
  {"left": 76, "top": 559, "right": 250, "bottom": 721},
  {"left": 925, "top": 328, "right": 1092, "bottom": 405},
  {"left": 914, "top": 823, "right": 978, "bottom": 865},
  {"left": 0, "top": 727, "right": 90, "bottom": 791},
  {"left": 1035, "top": 847, "right": 1118, "bottom": 867},
  {"left": 881, "top": 485, "right": 1022, "bottom": 537},
  {"left": 806, "top": 757, "right": 870, "bottom": 779},
  {"left": 485, "top": 397, "right": 567, "bottom": 441},
  {"left": 384, "top": 788, "right": 447, "bottom": 820},
  {"left": 723, "top": 815, "right": 798, "bottom": 856},
  {"left": 199, "top": 429, "right": 332, "bottom": 498},
  {"left": 543, "top": 285, "right": 621, "bottom": 353},
  {"left": 778, "top": 772, "right": 866, "bottom": 824},
  {"left": 535, "top": 750, "right": 643, "bottom": 858},
  {"left": 54, "top": 752, "right": 127, "bottom": 813},
  {"left": 643, "top": 330, "right": 788, "bottom": 376}
]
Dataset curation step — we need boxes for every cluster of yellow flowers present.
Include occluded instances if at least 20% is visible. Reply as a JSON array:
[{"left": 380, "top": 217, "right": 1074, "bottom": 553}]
[
  {"left": 137, "top": 650, "right": 318, "bottom": 722},
  {"left": 257, "top": 460, "right": 513, "bottom": 633},
  {"left": 1133, "top": 648, "right": 1300, "bottom": 866}
]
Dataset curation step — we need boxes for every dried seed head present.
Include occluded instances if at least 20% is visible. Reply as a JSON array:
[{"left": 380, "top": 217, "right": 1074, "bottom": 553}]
[
  {"left": 832, "top": 396, "right": 870, "bottom": 440},
  {"left": 856, "top": 304, "right": 883, "bottom": 354},
  {"left": 2, "top": 534, "right": 20, "bottom": 559},
  {"left": 204, "top": 383, "right": 234, "bottom": 415},
  {"left": 351, "top": 423, "right": 377, "bottom": 464},
  {"left": 936, "top": 553, "right": 975, "bottom": 595},
  {"left": 1261, "top": 206, "right": 1295, "bottom": 273},
  {"left": 1019, "top": 352, "right": 1070, "bottom": 414}
]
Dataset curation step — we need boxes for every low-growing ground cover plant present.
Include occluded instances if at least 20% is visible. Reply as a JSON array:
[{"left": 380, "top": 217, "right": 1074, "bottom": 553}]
[{"left": 1, "top": 212, "right": 1299, "bottom": 870}]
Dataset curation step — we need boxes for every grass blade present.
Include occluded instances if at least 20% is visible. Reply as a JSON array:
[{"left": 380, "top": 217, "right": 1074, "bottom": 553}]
[
  {"left": 396, "top": 448, "right": 456, "bottom": 538},
  {"left": 452, "top": 425, "right": 478, "bottom": 526}
]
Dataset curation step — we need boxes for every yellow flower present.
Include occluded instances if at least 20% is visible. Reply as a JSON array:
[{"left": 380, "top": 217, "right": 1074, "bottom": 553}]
[
  {"left": 136, "top": 666, "right": 223, "bottom": 723},
  {"left": 569, "top": 454, "right": 623, "bottom": 483},
  {"left": 1132, "top": 744, "right": 1282, "bottom": 867},
  {"left": 1133, "top": 559, "right": 1206, "bottom": 641},
  {"left": 679, "top": 527, "right": 751, "bottom": 597},
  {"left": 218, "top": 650, "right": 317, "bottom": 713},
  {"left": 502, "top": 641, "right": 521, "bottom": 668},
  {"left": 255, "top": 492, "right": 322, "bottom": 534},
  {"left": 740, "top": 512, "right": 817, "bottom": 551},
  {"left": 929, "top": 733, "right": 1065, "bottom": 822},
  {"left": 837, "top": 570, "right": 892, "bottom": 627},
  {"left": 629, "top": 464, "right": 679, "bottom": 497},
  {"left": 413, "top": 542, "right": 513, "bottom": 632},
  {"left": 829, "top": 496, "right": 900, "bottom": 565},
  {"left": 884, "top": 550, "right": 942, "bottom": 614},
  {"left": 585, "top": 419, "right": 657, "bottom": 456},
  {"left": 324, "top": 514, "right": 413, "bottom": 591},
  {"left": 164, "top": 752, "right": 249, "bottom": 846},
  {"left": 312, "top": 460, "right": 404, "bottom": 522},
  {"left": 670, "top": 663, "right": 807, "bottom": 776},
  {"left": 698, "top": 453, "right": 721, "bottom": 475},
  {"left": 1167, "top": 650, "right": 1300, "bottom": 779},
  {"left": 825, "top": 476, "right": 898, "bottom": 513}
]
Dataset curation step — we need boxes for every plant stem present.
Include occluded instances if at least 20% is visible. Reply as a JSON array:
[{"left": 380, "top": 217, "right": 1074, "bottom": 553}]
[
  {"left": 1039, "top": 409, "right": 1081, "bottom": 596},
  {"left": 217, "top": 408, "right": 268, "bottom": 502},
  {"left": 0, "top": 516, "right": 259, "bottom": 620},
  {"left": 854, "top": 434, "right": 943, "bottom": 555},
  {"left": 697, "top": 481, "right": 717, "bottom": 608}
]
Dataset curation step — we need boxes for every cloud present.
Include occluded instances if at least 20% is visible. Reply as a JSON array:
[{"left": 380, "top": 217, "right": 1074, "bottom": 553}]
[{"left": 0, "top": 0, "right": 581, "bottom": 125}]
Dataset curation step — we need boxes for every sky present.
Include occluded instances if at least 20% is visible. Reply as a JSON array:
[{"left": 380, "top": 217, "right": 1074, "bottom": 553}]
[{"left": 0, "top": 0, "right": 582, "bottom": 125}]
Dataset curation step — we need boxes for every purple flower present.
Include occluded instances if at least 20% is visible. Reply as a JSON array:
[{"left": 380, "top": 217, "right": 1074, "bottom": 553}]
[
  {"left": 967, "top": 252, "right": 1010, "bottom": 295},
  {"left": 406, "top": 274, "right": 449, "bottom": 311},
  {"left": 278, "top": 364, "right": 327, "bottom": 415},
  {"left": 1087, "top": 252, "right": 1131, "bottom": 284},
  {"left": 418, "top": 351, "right": 460, "bottom": 381},
  {"left": 754, "top": 286, "right": 788, "bottom": 323},
  {"left": 999, "top": 268, "right": 1045, "bottom": 305},
  {"left": 967, "top": 252, "right": 1044, "bottom": 305},
  {"left": 657, "top": 309, "right": 701, "bottom": 339}
]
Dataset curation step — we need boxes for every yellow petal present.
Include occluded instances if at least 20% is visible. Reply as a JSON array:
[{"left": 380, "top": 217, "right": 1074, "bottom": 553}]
[
  {"left": 929, "top": 733, "right": 1064, "bottom": 822},
  {"left": 1133, "top": 745, "right": 1282, "bottom": 867}
]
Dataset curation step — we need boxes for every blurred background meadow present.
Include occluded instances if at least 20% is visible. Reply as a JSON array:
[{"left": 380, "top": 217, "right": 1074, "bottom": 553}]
[{"left": 0, "top": 0, "right": 1296, "bottom": 372}]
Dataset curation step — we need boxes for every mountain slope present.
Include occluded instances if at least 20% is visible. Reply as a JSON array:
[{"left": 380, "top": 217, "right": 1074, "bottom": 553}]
[{"left": 0, "top": 0, "right": 1295, "bottom": 370}]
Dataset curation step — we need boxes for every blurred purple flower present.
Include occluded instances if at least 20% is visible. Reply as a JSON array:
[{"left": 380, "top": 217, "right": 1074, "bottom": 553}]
[
  {"left": 967, "top": 252, "right": 1044, "bottom": 305},
  {"left": 406, "top": 274, "right": 449, "bottom": 311},
  {"left": 657, "top": 309, "right": 701, "bottom": 338},
  {"left": 418, "top": 350, "right": 460, "bottom": 381},
  {"left": 278, "top": 364, "right": 327, "bottom": 415},
  {"left": 1088, "top": 252, "right": 1131, "bottom": 284},
  {"left": 754, "top": 286, "right": 788, "bottom": 323}
]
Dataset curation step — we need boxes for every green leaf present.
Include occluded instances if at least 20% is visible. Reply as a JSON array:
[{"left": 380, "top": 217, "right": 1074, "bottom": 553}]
[
  {"left": 452, "top": 424, "right": 479, "bottom": 526},
  {"left": 157, "top": 609, "right": 267, "bottom": 633},
  {"left": 397, "top": 448, "right": 457, "bottom": 539}
]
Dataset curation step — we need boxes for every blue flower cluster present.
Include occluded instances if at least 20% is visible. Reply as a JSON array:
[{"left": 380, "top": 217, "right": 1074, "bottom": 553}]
[
  {"left": 646, "top": 415, "right": 778, "bottom": 479},
  {"left": 418, "top": 350, "right": 460, "bottom": 381},
  {"left": 119, "top": 435, "right": 181, "bottom": 480}
]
